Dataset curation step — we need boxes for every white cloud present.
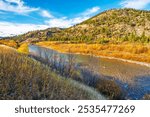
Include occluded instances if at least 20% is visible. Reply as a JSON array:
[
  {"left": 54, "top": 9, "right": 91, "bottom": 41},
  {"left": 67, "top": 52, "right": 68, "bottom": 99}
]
[
  {"left": 0, "top": 22, "right": 48, "bottom": 37},
  {"left": 121, "top": 0, "right": 150, "bottom": 9},
  {"left": 0, "top": 0, "right": 39, "bottom": 14},
  {"left": 40, "top": 10, "right": 54, "bottom": 18},
  {"left": 82, "top": 6, "right": 100, "bottom": 16},
  {"left": 45, "top": 17, "right": 89, "bottom": 28},
  {"left": 45, "top": 6, "right": 100, "bottom": 28},
  {"left": 0, "top": 6, "right": 101, "bottom": 37}
]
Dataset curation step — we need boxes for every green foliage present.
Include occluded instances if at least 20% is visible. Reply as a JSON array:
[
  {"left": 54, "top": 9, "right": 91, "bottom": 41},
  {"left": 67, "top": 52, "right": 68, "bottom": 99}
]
[
  {"left": 98, "top": 38, "right": 110, "bottom": 44},
  {"left": 49, "top": 8, "right": 150, "bottom": 44},
  {"left": 5, "top": 28, "right": 62, "bottom": 43},
  {"left": 3, "top": 8, "right": 150, "bottom": 44}
]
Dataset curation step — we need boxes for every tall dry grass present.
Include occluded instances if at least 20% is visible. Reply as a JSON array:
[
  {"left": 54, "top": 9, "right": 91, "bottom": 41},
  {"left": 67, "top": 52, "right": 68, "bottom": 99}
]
[
  {"left": 37, "top": 42, "right": 150, "bottom": 63},
  {"left": 0, "top": 45, "right": 94, "bottom": 100},
  {"left": 0, "top": 40, "right": 18, "bottom": 48},
  {"left": 17, "top": 43, "right": 29, "bottom": 54}
]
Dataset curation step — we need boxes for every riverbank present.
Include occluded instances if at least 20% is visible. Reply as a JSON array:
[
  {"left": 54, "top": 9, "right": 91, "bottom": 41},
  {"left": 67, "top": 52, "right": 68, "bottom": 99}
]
[
  {"left": 1, "top": 45, "right": 106, "bottom": 100},
  {"left": 29, "top": 44, "right": 150, "bottom": 99},
  {"left": 37, "top": 41, "right": 150, "bottom": 68},
  {"left": 0, "top": 40, "right": 29, "bottom": 54}
]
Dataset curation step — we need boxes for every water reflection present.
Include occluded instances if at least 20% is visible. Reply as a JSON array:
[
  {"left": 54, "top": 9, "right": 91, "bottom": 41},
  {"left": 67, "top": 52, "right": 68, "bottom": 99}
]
[{"left": 29, "top": 45, "right": 150, "bottom": 99}]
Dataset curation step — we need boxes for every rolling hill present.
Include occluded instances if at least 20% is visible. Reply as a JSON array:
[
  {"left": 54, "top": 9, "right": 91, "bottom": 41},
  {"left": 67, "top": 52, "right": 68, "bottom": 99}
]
[
  {"left": 50, "top": 8, "right": 150, "bottom": 43},
  {"left": 3, "top": 27, "right": 62, "bottom": 43},
  {"left": 1, "top": 8, "right": 150, "bottom": 100},
  {"left": 3, "top": 8, "right": 150, "bottom": 44}
]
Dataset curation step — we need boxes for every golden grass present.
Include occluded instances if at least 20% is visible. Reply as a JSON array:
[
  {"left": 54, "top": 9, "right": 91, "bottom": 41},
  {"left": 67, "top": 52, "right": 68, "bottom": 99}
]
[
  {"left": 17, "top": 43, "right": 29, "bottom": 54},
  {"left": 0, "top": 45, "right": 93, "bottom": 100},
  {"left": 0, "top": 40, "right": 29, "bottom": 54},
  {"left": 37, "top": 41, "right": 150, "bottom": 63},
  {"left": 0, "top": 40, "right": 18, "bottom": 48}
]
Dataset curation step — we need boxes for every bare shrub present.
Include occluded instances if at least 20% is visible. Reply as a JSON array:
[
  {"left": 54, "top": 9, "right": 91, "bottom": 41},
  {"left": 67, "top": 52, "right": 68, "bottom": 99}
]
[
  {"left": 143, "top": 94, "right": 150, "bottom": 100},
  {"left": 96, "top": 78, "right": 123, "bottom": 99},
  {"left": 0, "top": 46, "right": 93, "bottom": 100}
]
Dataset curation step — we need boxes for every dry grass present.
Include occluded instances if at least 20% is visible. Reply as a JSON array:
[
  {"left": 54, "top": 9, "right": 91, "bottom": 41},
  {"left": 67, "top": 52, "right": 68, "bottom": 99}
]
[
  {"left": 0, "top": 40, "right": 18, "bottom": 48},
  {"left": 0, "top": 40, "right": 29, "bottom": 54},
  {"left": 37, "top": 41, "right": 150, "bottom": 63},
  {"left": 17, "top": 43, "right": 29, "bottom": 54},
  {"left": 0, "top": 45, "right": 94, "bottom": 100}
]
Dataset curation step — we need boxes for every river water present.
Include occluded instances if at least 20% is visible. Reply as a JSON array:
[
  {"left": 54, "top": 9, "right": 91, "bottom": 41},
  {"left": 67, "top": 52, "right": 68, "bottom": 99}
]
[{"left": 29, "top": 45, "right": 150, "bottom": 100}]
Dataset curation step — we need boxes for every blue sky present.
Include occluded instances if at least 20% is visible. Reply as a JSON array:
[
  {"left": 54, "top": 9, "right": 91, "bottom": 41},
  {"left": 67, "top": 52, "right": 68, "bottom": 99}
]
[{"left": 0, "top": 0, "right": 150, "bottom": 37}]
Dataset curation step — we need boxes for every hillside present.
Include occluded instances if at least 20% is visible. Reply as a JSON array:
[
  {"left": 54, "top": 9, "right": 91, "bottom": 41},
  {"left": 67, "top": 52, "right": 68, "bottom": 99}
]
[
  {"left": 0, "top": 45, "right": 106, "bottom": 100},
  {"left": 35, "top": 9, "right": 150, "bottom": 64},
  {"left": 1, "top": 8, "right": 150, "bottom": 100},
  {"left": 3, "top": 27, "right": 62, "bottom": 43},
  {"left": 3, "top": 8, "right": 150, "bottom": 44},
  {"left": 50, "top": 8, "right": 150, "bottom": 43}
]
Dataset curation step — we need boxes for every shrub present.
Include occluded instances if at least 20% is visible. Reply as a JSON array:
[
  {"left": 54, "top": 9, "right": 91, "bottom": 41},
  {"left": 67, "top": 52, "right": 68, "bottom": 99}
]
[
  {"left": 98, "top": 39, "right": 110, "bottom": 44},
  {"left": 0, "top": 46, "right": 94, "bottom": 100},
  {"left": 95, "top": 78, "right": 123, "bottom": 99},
  {"left": 143, "top": 94, "right": 150, "bottom": 100}
]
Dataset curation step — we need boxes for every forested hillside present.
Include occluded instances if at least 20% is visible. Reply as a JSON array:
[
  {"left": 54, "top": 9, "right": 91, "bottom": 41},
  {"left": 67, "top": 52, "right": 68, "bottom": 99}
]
[
  {"left": 3, "top": 8, "right": 150, "bottom": 44},
  {"left": 50, "top": 9, "right": 150, "bottom": 43}
]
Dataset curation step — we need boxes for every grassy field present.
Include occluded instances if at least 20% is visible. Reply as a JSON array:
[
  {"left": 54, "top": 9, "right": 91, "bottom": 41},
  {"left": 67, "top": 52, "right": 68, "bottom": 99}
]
[
  {"left": 0, "top": 40, "right": 18, "bottom": 48},
  {"left": 37, "top": 41, "right": 150, "bottom": 63},
  {"left": 0, "top": 40, "right": 29, "bottom": 54},
  {"left": 17, "top": 43, "right": 29, "bottom": 54},
  {"left": 0, "top": 45, "right": 104, "bottom": 100}
]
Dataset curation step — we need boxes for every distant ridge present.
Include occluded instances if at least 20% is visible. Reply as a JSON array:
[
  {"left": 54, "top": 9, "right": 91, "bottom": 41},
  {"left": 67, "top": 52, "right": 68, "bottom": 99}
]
[
  {"left": 3, "top": 27, "right": 63, "bottom": 42},
  {"left": 4, "top": 8, "right": 150, "bottom": 43},
  {"left": 51, "top": 8, "right": 150, "bottom": 43}
]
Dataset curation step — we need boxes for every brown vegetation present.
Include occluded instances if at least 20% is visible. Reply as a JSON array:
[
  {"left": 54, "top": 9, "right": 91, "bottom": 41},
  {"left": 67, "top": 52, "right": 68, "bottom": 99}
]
[
  {"left": 0, "top": 45, "right": 94, "bottom": 100},
  {"left": 37, "top": 41, "right": 150, "bottom": 63},
  {"left": 143, "top": 94, "right": 150, "bottom": 100},
  {"left": 30, "top": 45, "right": 124, "bottom": 99},
  {"left": 95, "top": 78, "right": 123, "bottom": 99},
  {"left": 0, "top": 40, "right": 18, "bottom": 48}
]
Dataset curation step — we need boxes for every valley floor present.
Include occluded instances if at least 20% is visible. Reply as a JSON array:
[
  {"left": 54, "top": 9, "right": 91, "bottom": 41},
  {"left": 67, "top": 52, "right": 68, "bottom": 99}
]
[{"left": 37, "top": 41, "right": 150, "bottom": 65}]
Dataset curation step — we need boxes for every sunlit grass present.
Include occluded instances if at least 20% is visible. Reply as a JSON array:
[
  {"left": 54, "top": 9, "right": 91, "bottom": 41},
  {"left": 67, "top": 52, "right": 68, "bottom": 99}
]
[
  {"left": 0, "top": 45, "right": 96, "bottom": 100},
  {"left": 0, "top": 40, "right": 29, "bottom": 54},
  {"left": 17, "top": 43, "right": 29, "bottom": 54},
  {"left": 0, "top": 40, "right": 18, "bottom": 48},
  {"left": 37, "top": 41, "right": 150, "bottom": 63}
]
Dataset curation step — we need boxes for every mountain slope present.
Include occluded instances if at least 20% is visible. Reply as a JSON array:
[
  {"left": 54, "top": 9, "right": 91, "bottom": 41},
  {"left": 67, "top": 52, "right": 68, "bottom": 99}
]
[
  {"left": 3, "top": 8, "right": 150, "bottom": 44},
  {"left": 50, "top": 8, "right": 150, "bottom": 43},
  {"left": 4, "top": 28, "right": 63, "bottom": 43}
]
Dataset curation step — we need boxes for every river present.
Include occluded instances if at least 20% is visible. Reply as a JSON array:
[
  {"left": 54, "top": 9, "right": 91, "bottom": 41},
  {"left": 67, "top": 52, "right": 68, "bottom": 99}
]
[{"left": 29, "top": 45, "right": 150, "bottom": 100}]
